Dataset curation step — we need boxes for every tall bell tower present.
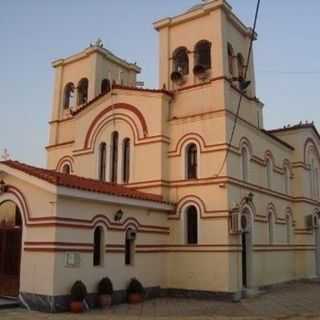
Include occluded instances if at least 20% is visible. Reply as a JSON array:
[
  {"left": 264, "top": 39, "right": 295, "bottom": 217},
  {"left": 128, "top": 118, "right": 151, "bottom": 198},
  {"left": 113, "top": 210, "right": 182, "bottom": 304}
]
[{"left": 154, "top": 0, "right": 263, "bottom": 128}]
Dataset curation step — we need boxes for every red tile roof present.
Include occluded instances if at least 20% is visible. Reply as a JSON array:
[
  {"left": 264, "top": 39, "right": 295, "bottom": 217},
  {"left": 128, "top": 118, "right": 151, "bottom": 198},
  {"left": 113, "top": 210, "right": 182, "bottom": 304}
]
[
  {"left": 1, "top": 160, "right": 169, "bottom": 205},
  {"left": 71, "top": 84, "right": 173, "bottom": 116}
]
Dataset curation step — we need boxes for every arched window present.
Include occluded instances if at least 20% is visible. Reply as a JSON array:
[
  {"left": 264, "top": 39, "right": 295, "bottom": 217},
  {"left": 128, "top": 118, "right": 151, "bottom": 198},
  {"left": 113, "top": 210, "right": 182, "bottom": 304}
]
[
  {"left": 315, "top": 168, "right": 320, "bottom": 200},
  {"left": 77, "top": 78, "right": 89, "bottom": 105},
  {"left": 284, "top": 166, "right": 290, "bottom": 195},
  {"left": 110, "top": 131, "right": 119, "bottom": 183},
  {"left": 268, "top": 212, "right": 274, "bottom": 244},
  {"left": 310, "top": 159, "right": 319, "bottom": 200},
  {"left": 266, "top": 158, "right": 272, "bottom": 189},
  {"left": 173, "top": 47, "right": 189, "bottom": 75},
  {"left": 241, "top": 147, "right": 249, "bottom": 182},
  {"left": 186, "top": 143, "right": 198, "bottom": 180},
  {"left": 125, "top": 228, "right": 136, "bottom": 265},
  {"left": 99, "top": 142, "right": 107, "bottom": 181},
  {"left": 101, "top": 79, "right": 111, "bottom": 95},
  {"left": 237, "top": 53, "right": 245, "bottom": 79},
  {"left": 63, "top": 82, "right": 75, "bottom": 109},
  {"left": 227, "top": 43, "right": 235, "bottom": 76},
  {"left": 93, "top": 226, "right": 104, "bottom": 266},
  {"left": 62, "top": 164, "right": 71, "bottom": 175},
  {"left": 186, "top": 206, "right": 198, "bottom": 244},
  {"left": 122, "top": 138, "right": 130, "bottom": 184},
  {"left": 0, "top": 201, "right": 22, "bottom": 227},
  {"left": 194, "top": 40, "right": 211, "bottom": 69}
]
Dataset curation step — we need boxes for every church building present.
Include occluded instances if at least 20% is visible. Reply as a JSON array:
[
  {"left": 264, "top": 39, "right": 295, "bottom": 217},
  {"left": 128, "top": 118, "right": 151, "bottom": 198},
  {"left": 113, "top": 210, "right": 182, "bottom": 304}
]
[{"left": 1, "top": 0, "right": 320, "bottom": 312}]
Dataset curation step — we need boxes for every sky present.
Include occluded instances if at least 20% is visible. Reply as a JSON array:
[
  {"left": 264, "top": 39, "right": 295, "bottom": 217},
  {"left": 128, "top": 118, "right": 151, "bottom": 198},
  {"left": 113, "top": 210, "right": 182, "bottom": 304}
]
[{"left": 0, "top": 1, "right": 319, "bottom": 167}]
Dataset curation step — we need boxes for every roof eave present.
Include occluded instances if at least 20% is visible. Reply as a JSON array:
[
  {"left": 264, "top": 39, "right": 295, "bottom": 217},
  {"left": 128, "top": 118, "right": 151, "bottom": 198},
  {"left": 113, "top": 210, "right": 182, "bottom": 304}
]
[{"left": 57, "top": 186, "right": 174, "bottom": 212}]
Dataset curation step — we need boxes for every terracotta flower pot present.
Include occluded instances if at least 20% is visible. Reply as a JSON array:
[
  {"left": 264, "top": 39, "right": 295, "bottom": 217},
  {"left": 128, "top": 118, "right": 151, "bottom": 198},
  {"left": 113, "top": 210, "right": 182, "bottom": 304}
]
[
  {"left": 70, "top": 301, "right": 84, "bottom": 313},
  {"left": 128, "top": 293, "right": 144, "bottom": 304},
  {"left": 98, "top": 294, "right": 112, "bottom": 308}
]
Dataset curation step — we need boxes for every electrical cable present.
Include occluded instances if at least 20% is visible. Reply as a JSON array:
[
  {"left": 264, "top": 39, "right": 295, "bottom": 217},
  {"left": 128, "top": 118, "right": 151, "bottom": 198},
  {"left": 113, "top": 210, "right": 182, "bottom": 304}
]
[{"left": 215, "top": 0, "right": 261, "bottom": 177}]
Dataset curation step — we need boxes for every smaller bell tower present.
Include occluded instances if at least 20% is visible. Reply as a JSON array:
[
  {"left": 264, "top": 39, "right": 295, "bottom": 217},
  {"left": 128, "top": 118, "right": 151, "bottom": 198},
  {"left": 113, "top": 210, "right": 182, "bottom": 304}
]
[{"left": 48, "top": 40, "right": 141, "bottom": 146}]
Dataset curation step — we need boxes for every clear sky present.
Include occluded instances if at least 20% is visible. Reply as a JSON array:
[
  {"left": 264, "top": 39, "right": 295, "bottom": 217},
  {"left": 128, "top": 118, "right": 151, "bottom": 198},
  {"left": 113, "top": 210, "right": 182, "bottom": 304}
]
[{"left": 0, "top": 0, "right": 319, "bottom": 167}]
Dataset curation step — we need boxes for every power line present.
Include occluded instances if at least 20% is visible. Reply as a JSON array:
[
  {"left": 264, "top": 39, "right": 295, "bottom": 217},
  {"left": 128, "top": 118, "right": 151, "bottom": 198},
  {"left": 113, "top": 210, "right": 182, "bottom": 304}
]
[{"left": 215, "top": 0, "right": 261, "bottom": 177}]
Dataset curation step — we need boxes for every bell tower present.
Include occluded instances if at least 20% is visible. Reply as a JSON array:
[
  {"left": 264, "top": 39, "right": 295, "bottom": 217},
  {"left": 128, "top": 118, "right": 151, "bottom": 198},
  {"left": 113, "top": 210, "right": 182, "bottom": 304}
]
[
  {"left": 154, "top": 0, "right": 262, "bottom": 128},
  {"left": 48, "top": 40, "right": 141, "bottom": 146}
]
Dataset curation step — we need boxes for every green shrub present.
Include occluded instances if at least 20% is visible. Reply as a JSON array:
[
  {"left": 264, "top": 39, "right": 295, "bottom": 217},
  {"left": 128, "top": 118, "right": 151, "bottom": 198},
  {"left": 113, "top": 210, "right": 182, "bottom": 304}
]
[
  {"left": 98, "top": 277, "right": 113, "bottom": 295},
  {"left": 70, "top": 280, "right": 87, "bottom": 302},
  {"left": 126, "top": 278, "right": 145, "bottom": 295}
]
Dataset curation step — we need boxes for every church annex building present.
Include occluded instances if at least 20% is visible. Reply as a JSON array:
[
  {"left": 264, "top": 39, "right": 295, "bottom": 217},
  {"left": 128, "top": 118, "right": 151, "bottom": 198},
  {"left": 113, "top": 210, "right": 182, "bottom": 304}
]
[{"left": 1, "top": 0, "right": 320, "bottom": 312}]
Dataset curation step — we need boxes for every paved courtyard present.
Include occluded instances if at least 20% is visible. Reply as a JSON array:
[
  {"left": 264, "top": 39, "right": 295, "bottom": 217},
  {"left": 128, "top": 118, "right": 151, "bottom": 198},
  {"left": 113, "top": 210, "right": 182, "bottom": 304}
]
[{"left": 1, "top": 281, "right": 320, "bottom": 319}]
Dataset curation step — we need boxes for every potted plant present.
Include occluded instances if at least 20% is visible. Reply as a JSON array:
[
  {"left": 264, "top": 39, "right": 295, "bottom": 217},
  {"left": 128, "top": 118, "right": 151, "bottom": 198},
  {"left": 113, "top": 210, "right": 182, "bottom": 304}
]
[
  {"left": 127, "top": 278, "right": 145, "bottom": 304},
  {"left": 70, "top": 280, "right": 87, "bottom": 313},
  {"left": 97, "top": 277, "right": 113, "bottom": 308}
]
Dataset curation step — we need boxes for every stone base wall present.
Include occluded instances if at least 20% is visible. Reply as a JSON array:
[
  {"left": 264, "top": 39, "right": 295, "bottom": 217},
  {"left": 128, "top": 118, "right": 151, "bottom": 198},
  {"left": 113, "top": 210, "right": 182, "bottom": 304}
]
[{"left": 20, "top": 287, "right": 161, "bottom": 313}]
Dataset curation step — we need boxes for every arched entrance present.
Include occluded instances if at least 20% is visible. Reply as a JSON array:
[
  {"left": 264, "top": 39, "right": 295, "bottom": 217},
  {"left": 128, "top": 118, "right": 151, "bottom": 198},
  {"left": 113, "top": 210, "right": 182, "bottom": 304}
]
[
  {"left": 241, "top": 207, "right": 253, "bottom": 289},
  {"left": 0, "top": 201, "right": 23, "bottom": 297}
]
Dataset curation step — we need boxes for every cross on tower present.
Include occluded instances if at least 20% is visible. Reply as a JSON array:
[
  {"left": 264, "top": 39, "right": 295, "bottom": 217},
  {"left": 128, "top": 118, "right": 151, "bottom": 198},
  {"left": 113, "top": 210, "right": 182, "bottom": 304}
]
[{"left": 1, "top": 148, "right": 10, "bottom": 161}]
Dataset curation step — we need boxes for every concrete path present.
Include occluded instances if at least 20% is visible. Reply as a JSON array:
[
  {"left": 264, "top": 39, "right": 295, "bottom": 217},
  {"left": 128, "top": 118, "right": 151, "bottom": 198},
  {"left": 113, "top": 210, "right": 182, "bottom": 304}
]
[{"left": 1, "top": 281, "right": 320, "bottom": 319}]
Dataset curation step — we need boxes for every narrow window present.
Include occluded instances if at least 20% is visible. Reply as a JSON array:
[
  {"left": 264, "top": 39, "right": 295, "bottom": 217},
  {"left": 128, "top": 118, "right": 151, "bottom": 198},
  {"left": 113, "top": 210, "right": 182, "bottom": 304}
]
[
  {"left": 122, "top": 138, "right": 130, "bottom": 184},
  {"left": 268, "top": 213, "right": 274, "bottom": 244},
  {"left": 314, "top": 168, "right": 319, "bottom": 200},
  {"left": 284, "top": 167, "right": 290, "bottom": 195},
  {"left": 110, "top": 131, "right": 119, "bottom": 183},
  {"left": 62, "top": 164, "right": 71, "bottom": 175},
  {"left": 173, "top": 47, "right": 189, "bottom": 75},
  {"left": 266, "top": 159, "right": 272, "bottom": 189},
  {"left": 101, "top": 79, "right": 111, "bottom": 95},
  {"left": 237, "top": 53, "right": 245, "bottom": 79},
  {"left": 125, "top": 229, "right": 136, "bottom": 265},
  {"left": 194, "top": 40, "right": 211, "bottom": 69},
  {"left": 241, "top": 147, "right": 249, "bottom": 182},
  {"left": 310, "top": 160, "right": 314, "bottom": 199},
  {"left": 77, "top": 78, "right": 89, "bottom": 105},
  {"left": 227, "top": 43, "right": 235, "bottom": 76},
  {"left": 186, "top": 143, "right": 198, "bottom": 179},
  {"left": 286, "top": 215, "right": 291, "bottom": 244},
  {"left": 93, "top": 227, "right": 103, "bottom": 266},
  {"left": 99, "top": 142, "right": 107, "bottom": 181},
  {"left": 63, "top": 82, "right": 75, "bottom": 109},
  {"left": 186, "top": 206, "right": 198, "bottom": 244}
]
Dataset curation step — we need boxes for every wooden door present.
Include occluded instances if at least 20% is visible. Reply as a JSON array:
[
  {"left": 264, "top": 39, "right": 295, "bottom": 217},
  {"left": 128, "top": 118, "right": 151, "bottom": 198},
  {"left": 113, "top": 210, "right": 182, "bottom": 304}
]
[{"left": 0, "top": 226, "right": 22, "bottom": 297}]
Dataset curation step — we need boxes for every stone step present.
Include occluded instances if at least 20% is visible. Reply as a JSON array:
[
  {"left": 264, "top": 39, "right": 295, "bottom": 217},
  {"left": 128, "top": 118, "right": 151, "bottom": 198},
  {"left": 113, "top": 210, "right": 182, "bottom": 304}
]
[{"left": 0, "top": 297, "right": 20, "bottom": 309}]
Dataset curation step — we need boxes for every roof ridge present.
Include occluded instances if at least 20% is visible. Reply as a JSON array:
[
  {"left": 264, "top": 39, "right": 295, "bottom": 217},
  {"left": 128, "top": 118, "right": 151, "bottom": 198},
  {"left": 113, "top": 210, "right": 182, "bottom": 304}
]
[
  {"left": 71, "top": 84, "right": 174, "bottom": 117},
  {"left": 0, "top": 160, "right": 170, "bottom": 205}
]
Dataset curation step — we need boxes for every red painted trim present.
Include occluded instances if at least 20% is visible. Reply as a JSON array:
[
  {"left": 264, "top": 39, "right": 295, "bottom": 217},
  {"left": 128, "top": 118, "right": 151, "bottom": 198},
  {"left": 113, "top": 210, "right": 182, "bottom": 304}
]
[
  {"left": 56, "top": 156, "right": 74, "bottom": 173},
  {"left": 24, "top": 241, "right": 92, "bottom": 247},
  {"left": 73, "top": 113, "right": 169, "bottom": 155},
  {"left": 84, "top": 103, "right": 149, "bottom": 149},
  {"left": 24, "top": 248, "right": 93, "bottom": 253},
  {"left": 2, "top": 187, "right": 171, "bottom": 233}
]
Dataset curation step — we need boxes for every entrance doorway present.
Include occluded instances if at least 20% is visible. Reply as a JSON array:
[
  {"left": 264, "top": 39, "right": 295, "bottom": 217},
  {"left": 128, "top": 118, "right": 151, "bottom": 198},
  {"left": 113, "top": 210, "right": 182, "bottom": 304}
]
[
  {"left": 241, "top": 208, "right": 252, "bottom": 289},
  {"left": 0, "top": 201, "right": 22, "bottom": 297}
]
